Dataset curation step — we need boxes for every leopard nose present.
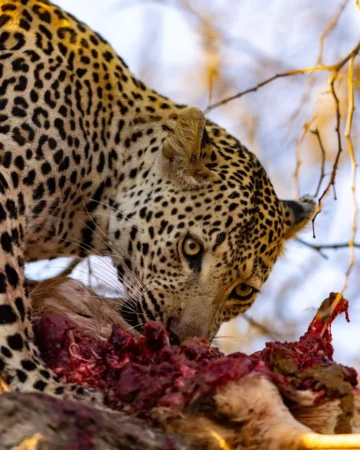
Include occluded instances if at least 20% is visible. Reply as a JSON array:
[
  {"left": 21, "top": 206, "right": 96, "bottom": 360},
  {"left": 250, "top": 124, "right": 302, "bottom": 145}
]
[
  {"left": 167, "top": 315, "right": 210, "bottom": 342},
  {"left": 169, "top": 330, "right": 180, "bottom": 346},
  {"left": 166, "top": 316, "right": 181, "bottom": 345}
]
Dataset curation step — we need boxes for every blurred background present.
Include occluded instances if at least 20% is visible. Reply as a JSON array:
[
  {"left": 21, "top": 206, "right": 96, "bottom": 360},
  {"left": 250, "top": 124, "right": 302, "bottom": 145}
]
[{"left": 27, "top": 0, "right": 360, "bottom": 369}]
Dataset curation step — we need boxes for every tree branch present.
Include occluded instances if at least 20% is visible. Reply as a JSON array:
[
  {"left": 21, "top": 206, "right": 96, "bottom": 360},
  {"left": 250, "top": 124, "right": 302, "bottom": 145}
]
[
  {"left": 297, "top": 238, "right": 360, "bottom": 252},
  {"left": 342, "top": 52, "right": 358, "bottom": 292},
  {"left": 311, "top": 71, "right": 342, "bottom": 237},
  {"left": 311, "top": 128, "right": 327, "bottom": 198},
  {"left": 56, "top": 258, "right": 82, "bottom": 278},
  {"left": 205, "top": 41, "right": 360, "bottom": 113}
]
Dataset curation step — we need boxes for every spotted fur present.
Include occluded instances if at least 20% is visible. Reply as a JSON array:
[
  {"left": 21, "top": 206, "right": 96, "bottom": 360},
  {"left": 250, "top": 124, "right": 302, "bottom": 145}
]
[{"left": 0, "top": 0, "right": 315, "bottom": 401}]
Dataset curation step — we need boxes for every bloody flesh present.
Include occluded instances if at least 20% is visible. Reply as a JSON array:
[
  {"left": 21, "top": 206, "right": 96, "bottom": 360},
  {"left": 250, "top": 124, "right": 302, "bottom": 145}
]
[
  {"left": 254, "top": 293, "right": 358, "bottom": 389},
  {"left": 34, "top": 293, "right": 358, "bottom": 414}
]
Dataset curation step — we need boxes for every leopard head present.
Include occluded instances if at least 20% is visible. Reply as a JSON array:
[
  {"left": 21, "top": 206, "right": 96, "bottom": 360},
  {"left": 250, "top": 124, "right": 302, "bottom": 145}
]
[{"left": 112, "top": 107, "right": 315, "bottom": 342}]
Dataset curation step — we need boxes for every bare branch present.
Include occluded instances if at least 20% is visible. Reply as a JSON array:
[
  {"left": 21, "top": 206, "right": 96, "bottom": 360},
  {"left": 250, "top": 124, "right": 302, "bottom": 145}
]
[
  {"left": 293, "top": 118, "right": 316, "bottom": 198},
  {"left": 310, "top": 40, "right": 360, "bottom": 236},
  {"left": 243, "top": 314, "right": 281, "bottom": 340},
  {"left": 295, "top": 238, "right": 329, "bottom": 259},
  {"left": 311, "top": 72, "right": 341, "bottom": 237},
  {"left": 311, "top": 128, "right": 327, "bottom": 198},
  {"left": 332, "top": 40, "right": 360, "bottom": 71},
  {"left": 205, "top": 41, "right": 360, "bottom": 113},
  {"left": 56, "top": 258, "right": 82, "bottom": 278},
  {"left": 296, "top": 238, "right": 360, "bottom": 252},
  {"left": 287, "top": 1, "right": 349, "bottom": 128},
  {"left": 318, "top": 0, "right": 349, "bottom": 66},
  {"left": 342, "top": 52, "right": 358, "bottom": 293}
]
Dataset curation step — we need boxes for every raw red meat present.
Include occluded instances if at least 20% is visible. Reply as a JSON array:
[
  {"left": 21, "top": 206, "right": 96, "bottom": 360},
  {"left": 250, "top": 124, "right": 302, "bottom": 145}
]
[
  {"left": 34, "top": 292, "right": 357, "bottom": 415},
  {"left": 254, "top": 293, "right": 358, "bottom": 390}
]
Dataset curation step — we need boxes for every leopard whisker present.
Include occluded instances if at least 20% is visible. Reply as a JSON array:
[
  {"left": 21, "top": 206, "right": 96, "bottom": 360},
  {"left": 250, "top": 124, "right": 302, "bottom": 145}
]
[
  {"left": 87, "top": 198, "right": 144, "bottom": 233},
  {"left": 78, "top": 207, "right": 146, "bottom": 290}
]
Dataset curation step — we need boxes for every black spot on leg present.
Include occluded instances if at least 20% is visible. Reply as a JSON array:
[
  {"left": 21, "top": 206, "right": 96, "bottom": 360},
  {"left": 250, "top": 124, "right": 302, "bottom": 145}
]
[
  {"left": 15, "top": 297, "right": 25, "bottom": 321},
  {"left": 5, "top": 199, "right": 17, "bottom": 219},
  {"left": 21, "top": 359, "right": 36, "bottom": 371},
  {"left": 1, "top": 232, "right": 13, "bottom": 253},
  {"left": 0, "top": 304, "right": 17, "bottom": 324},
  {"left": 40, "top": 369, "right": 50, "bottom": 379},
  {"left": 16, "top": 368, "right": 27, "bottom": 382},
  {"left": 0, "top": 173, "right": 9, "bottom": 194},
  {"left": 11, "top": 229, "right": 19, "bottom": 247},
  {"left": 32, "top": 200, "right": 46, "bottom": 217},
  {"left": 41, "top": 161, "right": 51, "bottom": 175},
  {"left": 7, "top": 333, "right": 23, "bottom": 351},
  {"left": 23, "top": 169, "right": 36, "bottom": 186},
  {"left": 11, "top": 172, "right": 19, "bottom": 188},
  {"left": 17, "top": 192, "right": 25, "bottom": 215},
  {"left": 0, "top": 273, "right": 6, "bottom": 293},
  {"left": 33, "top": 379, "right": 47, "bottom": 391},
  {"left": 14, "top": 155, "right": 25, "bottom": 170},
  {"left": 1, "top": 345, "right": 12, "bottom": 358},
  {"left": 76, "top": 386, "right": 85, "bottom": 395},
  {"left": 32, "top": 183, "right": 45, "bottom": 200},
  {"left": 55, "top": 386, "right": 64, "bottom": 395},
  {"left": 0, "top": 203, "right": 6, "bottom": 222},
  {"left": 5, "top": 264, "right": 19, "bottom": 288}
]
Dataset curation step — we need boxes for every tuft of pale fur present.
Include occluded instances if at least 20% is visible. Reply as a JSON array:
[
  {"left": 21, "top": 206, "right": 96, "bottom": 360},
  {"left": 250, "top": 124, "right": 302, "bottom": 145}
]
[
  {"left": 153, "top": 377, "right": 312, "bottom": 450},
  {"left": 162, "top": 107, "right": 205, "bottom": 162},
  {"left": 214, "top": 377, "right": 311, "bottom": 449},
  {"left": 162, "top": 107, "right": 214, "bottom": 188},
  {"left": 30, "top": 277, "right": 138, "bottom": 339}
]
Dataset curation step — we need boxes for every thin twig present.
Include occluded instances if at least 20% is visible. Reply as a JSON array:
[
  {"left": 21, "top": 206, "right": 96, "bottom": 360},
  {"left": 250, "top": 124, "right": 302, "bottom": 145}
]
[
  {"left": 311, "top": 71, "right": 343, "bottom": 237},
  {"left": 296, "top": 238, "right": 360, "bottom": 251},
  {"left": 295, "top": 238, "right": 328, "bottom": 259},
  {"left": 318, "top": 0, "right": 349, "bottom": 66},
  {"left": 287, "top": 0, "right": 348, "bottom": 130},
  {"left": 243, "top": 314, "right": 281, "bottom": 340},
  {"left": 311, "top": 128, "right": 327, "bottom": 197},
  {"left": 342, "top": 53, "right": 358, "bottom": 293},
  {"left": 310, "top": 40, "right": 360, "bottom": 236},
  {"left": 293, "top": 118, "right": 315, "bottom": 198},
  {"left": 56, "top": 258, "right": 82, "bottom": 278},
  {"left": 291, "top": 3, "right": 348, "bottom": 199},
  {"left": 205, "top": 41, "right": 360, "bottom": 112}
]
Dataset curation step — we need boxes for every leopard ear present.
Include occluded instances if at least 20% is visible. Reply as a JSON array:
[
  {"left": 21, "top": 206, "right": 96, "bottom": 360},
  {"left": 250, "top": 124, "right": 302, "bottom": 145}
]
[
  {"left": 280, "top": 196, "right": 316, "bottom": 239},
  {"left": 162, "top": 107, "right": 212, "bottom": 187}
]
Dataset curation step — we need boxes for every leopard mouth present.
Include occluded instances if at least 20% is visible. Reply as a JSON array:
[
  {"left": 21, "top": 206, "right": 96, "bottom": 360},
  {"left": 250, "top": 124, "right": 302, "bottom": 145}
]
[{"left": 120, "top": 301, "right": 181, "bottom": 345}]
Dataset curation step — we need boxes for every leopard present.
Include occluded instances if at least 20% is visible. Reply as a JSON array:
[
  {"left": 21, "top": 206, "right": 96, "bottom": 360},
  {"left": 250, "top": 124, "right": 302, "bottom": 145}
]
[{"left": 0, "top": 0, "right": 316, "bottom": 403}]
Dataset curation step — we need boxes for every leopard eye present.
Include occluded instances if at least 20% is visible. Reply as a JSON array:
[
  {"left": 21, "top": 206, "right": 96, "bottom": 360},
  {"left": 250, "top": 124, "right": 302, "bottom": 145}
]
[
  {"left": 230, "top": 284, "right": 255, "bottom": 301},
  {"left": 182, "top": 237, "right": 202, "bottom": 257}
]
